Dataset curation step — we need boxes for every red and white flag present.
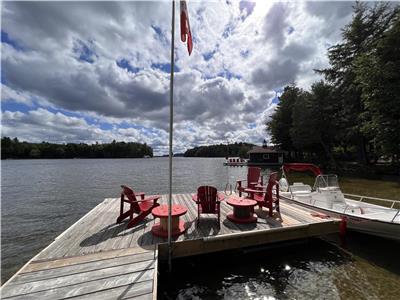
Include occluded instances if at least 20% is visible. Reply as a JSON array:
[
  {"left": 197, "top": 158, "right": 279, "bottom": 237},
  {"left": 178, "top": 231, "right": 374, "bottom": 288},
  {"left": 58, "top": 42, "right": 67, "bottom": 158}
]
[{"left": 180, "top": 0, "right": 193, "bottom": 55}]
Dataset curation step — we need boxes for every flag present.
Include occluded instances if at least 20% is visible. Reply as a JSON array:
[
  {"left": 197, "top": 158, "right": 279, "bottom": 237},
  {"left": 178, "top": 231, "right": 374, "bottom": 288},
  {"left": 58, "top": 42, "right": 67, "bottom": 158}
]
[{"left": 180, "top": 0, "right": 193, "bottom": 55}]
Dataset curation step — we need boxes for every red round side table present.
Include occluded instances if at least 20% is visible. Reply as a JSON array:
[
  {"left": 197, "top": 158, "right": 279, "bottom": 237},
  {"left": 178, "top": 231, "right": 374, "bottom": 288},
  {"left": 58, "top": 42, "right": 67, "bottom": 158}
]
[
  {"left": 151, "top": 204, "right": 187, "bottom": 238},
  {"left": 226, "top": 197, "right": 257, "bottom": 224}
]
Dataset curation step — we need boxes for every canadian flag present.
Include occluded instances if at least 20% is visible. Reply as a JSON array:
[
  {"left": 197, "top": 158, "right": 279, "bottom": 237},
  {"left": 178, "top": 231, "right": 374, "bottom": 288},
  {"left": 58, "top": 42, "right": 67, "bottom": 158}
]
[{"left": 180, "top": 0, "right": 193, "bottom": 55}]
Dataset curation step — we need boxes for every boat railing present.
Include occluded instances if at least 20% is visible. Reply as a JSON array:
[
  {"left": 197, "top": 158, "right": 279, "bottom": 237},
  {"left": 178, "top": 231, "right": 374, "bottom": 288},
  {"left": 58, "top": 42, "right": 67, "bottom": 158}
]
[
  {"left": 344, "top": 193, "right": 400, "bottom": 208},
  {"left": 344, "top": 193, "right": 400, "bottom": 222}
]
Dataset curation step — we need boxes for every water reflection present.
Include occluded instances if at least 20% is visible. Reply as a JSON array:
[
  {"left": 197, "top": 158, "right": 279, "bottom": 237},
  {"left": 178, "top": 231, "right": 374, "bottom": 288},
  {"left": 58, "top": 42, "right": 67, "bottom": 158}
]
[{"left": 159, "top": 239, "right": 400, "bottom": 300}]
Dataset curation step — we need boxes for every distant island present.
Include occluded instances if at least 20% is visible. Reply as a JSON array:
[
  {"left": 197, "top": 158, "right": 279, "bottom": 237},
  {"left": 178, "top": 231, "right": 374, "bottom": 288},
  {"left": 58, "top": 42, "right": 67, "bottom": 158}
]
[
  {"left": 1, "top": 137, "right": 153, "bottom": 159},
  {"left": 184, "top": 143, "right": 254, "bottom": 158}
]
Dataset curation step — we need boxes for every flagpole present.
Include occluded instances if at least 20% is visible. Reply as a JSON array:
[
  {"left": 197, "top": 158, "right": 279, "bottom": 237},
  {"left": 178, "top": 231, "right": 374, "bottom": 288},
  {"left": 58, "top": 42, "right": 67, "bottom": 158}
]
[{"left": 167, "top": 0, "right": 175, "bottom": 272}]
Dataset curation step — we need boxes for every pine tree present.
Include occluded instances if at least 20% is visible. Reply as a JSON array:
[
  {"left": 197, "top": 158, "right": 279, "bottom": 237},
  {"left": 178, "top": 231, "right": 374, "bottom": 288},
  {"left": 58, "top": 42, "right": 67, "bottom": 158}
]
[{"left": 317, "top": 2, "right": 398, "bottom": 164}]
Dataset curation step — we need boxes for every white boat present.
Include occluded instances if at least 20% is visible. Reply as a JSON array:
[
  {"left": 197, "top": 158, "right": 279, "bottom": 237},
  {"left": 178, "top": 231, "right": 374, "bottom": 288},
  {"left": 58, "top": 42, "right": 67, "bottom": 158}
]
[
  {"left": 278, "top": 163, "right": 400, "bottom": 241},
  {"left": 223, "top": 157, "right": 248, "bottom": 166}
]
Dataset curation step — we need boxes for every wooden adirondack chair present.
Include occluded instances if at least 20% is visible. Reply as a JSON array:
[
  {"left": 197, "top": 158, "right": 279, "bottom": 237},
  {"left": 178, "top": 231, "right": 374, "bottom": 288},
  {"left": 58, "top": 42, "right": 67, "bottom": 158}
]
[
  {"left": 244, "top": 172, "right": 280, "bottom": 217},
  {"left": 191, "top": 186, "right": 224, "bottom": 225},
  {"left": 117, "top": 185, "right": 160, "bottom": 229},
  {"left": 236, "top": 167, "right": 262, "bottom": 197}
]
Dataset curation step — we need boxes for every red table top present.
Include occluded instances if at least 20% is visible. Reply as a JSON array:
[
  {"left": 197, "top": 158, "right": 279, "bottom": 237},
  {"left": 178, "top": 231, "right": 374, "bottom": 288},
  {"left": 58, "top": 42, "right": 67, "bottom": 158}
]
[
  {"left": 152, "top": 204, "right": 187, "bottom": 218},
  {"left": 226, "top": 197, "right": 257, "bottom": 207}
]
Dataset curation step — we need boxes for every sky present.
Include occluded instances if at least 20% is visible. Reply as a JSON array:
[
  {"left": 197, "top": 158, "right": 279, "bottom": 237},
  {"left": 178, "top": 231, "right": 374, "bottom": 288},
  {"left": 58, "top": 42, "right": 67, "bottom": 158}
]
[{"left": 1, "top": 0, "right": 355, "bottom": 155}]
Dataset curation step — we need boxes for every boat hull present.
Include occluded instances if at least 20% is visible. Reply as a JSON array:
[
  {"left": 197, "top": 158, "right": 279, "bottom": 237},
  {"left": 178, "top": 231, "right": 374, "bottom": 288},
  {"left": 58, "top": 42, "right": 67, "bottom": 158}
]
[{"left": 280, "top": 195, "right": 400, "bottom": 242}]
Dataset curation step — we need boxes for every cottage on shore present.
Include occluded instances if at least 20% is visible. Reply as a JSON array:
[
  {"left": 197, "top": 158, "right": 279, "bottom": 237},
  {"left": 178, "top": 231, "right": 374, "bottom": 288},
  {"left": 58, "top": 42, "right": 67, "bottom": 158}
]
[{"left": 247, "top": 143, "right": 284, "bottom": 166}]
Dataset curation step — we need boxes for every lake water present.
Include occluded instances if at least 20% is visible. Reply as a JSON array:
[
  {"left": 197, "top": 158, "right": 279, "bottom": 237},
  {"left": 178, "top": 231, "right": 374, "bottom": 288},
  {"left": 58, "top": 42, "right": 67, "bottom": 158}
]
[
  {"left": 1, "top": 157, "right": 250, "bottom": 283},
  {"left": 159, "top": 238, "right": 400, "bottom": 299},
  {"left": 1, "top": 158, "right": 400, "bottom": 298}
]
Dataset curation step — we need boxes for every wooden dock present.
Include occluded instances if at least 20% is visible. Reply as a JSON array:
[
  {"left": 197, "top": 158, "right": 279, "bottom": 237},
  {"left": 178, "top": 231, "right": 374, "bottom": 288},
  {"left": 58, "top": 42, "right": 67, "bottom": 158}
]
[{"left": 1, "top": 193, "right": 340, "bottom": 299}]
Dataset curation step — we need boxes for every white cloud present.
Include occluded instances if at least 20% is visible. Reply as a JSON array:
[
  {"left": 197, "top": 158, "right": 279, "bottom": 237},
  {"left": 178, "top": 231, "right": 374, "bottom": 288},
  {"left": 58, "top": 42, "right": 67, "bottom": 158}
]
[
  {"left": 1, "top": 84, "right": 33, "bottom": 105},
  {"left": 1, "top": 1, "right": 355, "bottom": 154}
]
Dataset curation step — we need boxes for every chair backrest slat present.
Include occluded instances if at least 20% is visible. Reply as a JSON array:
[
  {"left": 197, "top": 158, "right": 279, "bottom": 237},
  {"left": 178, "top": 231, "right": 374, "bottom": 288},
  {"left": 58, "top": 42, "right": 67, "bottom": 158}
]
[
  {"left": 197, "top": 186, "right": 218, "bottom": 213},
  {"left": 121, "top": 185, "right": 141, "bottom": 213},
  {"left": 247, "top": 167, "right": 261, "bottom": 188}
]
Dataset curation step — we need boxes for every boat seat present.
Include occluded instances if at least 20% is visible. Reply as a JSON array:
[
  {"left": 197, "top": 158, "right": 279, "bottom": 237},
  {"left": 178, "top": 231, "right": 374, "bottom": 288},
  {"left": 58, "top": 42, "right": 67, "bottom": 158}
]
[{"left": 290, "top": 184, "right": 312, "bottom": 193}]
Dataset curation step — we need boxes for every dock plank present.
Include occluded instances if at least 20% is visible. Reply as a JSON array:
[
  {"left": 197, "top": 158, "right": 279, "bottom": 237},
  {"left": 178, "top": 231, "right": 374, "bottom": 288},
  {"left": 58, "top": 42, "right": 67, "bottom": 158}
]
[
  {"left": 180, "top": 194, "right": 207, "bottom": 239},
  {"left": 3, "top": 261, "right": 155, "bottom": 297},
  {"left": 82, "top": 199, "right": 124, "bottom": 255},
  {"left": 12, "top": 252, "right": 155, "bottom": 285},
  {"left": 52, "top": 198, "right": 115, "bottom": 258},
  {"left": 2, "top": 269, "right": 154, "bottom": 300},
  {"left": 2, "top": 192, "right": 340, "bottom": 300},
  {"left": 34, "top": 199, "right": 111, "bottom": 260},
  {"left": 24, "top": 247, "right": 151, "bottom": 272},
  {"left": 70, "top": 280, "right": 153, "bottom": 300}
]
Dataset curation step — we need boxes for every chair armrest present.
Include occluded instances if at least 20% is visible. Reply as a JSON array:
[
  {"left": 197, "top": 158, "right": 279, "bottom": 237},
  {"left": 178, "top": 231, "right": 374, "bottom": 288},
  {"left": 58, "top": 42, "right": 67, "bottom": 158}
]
[
  {"left": 255, "top": 184, "right": 268, "bottom": 189},
  {"left": 245, "top": 188, "right": 267, "bottom": 194},
  {"left": 217, "top": 193, "right": 225, "bottom": 201},
  {"left": 133, "top": 195, "right": 160, "bottom": 203},
  {"left": 137, "top": 192, "right": 145, "bottom": 200}
]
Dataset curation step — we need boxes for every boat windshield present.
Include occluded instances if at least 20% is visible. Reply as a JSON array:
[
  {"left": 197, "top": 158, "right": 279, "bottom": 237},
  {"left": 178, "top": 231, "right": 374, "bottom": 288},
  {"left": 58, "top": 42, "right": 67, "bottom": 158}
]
[{"left": 313, "top": 174, "right": 339, "bottom": 190}]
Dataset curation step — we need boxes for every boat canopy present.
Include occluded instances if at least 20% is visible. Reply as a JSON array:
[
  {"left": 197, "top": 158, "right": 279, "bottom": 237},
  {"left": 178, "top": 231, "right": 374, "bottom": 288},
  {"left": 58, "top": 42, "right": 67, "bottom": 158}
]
[{"left": 282, "top": 163, "right": 322, "bottom": 176}]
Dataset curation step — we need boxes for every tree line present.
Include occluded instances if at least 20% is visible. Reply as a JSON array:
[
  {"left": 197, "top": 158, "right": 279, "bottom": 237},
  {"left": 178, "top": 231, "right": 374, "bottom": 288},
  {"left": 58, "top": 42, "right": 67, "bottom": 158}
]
[
  {"left": 267, "top": 2, "right": 399, "bottom": 167},
  {"left": 1, "top": 137, "right": 153, "bottom": 159},
  {"left": 184, "top": 143, "right": 254, "bottom": 158}
]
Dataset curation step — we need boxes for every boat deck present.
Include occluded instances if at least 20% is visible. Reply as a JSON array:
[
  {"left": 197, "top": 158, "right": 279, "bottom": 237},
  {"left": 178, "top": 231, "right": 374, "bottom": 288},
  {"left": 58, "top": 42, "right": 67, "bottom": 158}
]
[{"left": 1, "top": 193, "right": 340, "bottom": 299}]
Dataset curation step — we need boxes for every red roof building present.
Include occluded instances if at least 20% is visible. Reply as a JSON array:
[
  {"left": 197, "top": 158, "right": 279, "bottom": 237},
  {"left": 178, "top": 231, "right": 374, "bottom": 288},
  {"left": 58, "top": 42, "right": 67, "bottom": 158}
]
[{"left": 247, "top": 145, "right": 284, "bottom": 166}]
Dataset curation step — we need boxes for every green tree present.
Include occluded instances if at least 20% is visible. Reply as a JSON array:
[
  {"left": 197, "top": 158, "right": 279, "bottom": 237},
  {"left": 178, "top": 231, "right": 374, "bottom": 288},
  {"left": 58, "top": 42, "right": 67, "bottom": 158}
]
[
  {"left": 290, "top": 82, "right": 339, "bottom": 165},
  {"left": 266, "top": 84, "right": 300, "bottom": 155},
  {"left": 1, "top": 137, "right": 13, "bottom": 158},
  {"left": 355, "top": 9, "right": 400, "bottom": 162},
  {"left": 184, "top": 143, "right": 254, "bottom": 158},
  {"left": 29, "top": 148, "right": 41, "bottom": 158},
  {"left": 1, "top": 137, "right": 153, "bottom": 159},
  {"left": 317, "top": 2, "right": 398, "bottom": 164}
]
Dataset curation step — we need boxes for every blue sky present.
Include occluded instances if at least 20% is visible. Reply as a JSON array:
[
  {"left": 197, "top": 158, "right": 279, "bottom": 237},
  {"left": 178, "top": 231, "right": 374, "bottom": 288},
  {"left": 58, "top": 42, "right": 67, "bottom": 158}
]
[{"left": 1, "top": 1, "right": 354, "bottom": 155}]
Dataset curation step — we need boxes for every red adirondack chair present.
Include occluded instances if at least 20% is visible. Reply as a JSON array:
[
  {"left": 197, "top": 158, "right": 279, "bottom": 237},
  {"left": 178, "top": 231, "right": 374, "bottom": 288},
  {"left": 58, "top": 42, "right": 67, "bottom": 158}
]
[
  {"left": 236, "top": 167, "right": 262, "bottom": 197},
  {"left": 191, "top": 186, "right": 224, "bottom": 225},
  {"left": 117, "top": 185, "right": 160, "bottom": 228},
  {"left": 244, "top": 172, "right": 280, "bottom": 217}
]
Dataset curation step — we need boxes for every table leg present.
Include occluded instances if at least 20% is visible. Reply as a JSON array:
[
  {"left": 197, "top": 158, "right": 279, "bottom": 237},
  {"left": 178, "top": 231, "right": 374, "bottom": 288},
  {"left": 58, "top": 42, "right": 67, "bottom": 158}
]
[
  {"left": 233, "top": 206, "right": 252, "bottom": 218},
  {"left": 151, "top": 215, "right": 187, "bottom": 238},
  {"left": 171, "top": 216, "right": 180, "bottom": 230},
  {"left": 227, "top": 206, "right": 257, "bottom": 224},
  {"left": 160, "top": 217, "right": 167, "bottom": 231}
]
